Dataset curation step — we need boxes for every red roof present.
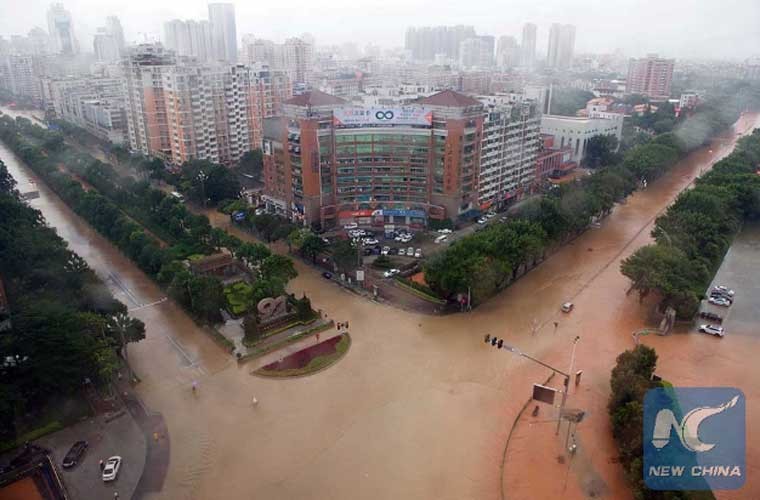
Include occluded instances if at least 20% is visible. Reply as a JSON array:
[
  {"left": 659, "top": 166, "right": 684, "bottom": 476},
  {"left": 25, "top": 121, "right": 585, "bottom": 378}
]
[
  {"left": 284, "top": 90, "right": 347, "bottom": 107},
  {"left": 415, "top": 90, "right": 481, "bottom": 107}
]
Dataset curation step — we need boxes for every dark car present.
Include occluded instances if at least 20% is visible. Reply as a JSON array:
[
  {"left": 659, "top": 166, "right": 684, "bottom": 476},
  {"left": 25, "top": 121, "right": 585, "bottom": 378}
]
[
  {"left": 388, "top": 247, "right": 399, "bottom": 255},
  {"left": 321, "top": 272, "right": 333, "bottom": 280},
  {"left": 62, "top": 441, "right": 88, "bottom": 469},
  {"left": 699, "top": 311, "right": 723, "bottom": 323}
]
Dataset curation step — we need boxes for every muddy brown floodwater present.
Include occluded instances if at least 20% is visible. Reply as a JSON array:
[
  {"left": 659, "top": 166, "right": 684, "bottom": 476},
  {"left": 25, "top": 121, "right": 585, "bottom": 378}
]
[{"left": 2, "top": 111, "right": 759, "bottom": 500}]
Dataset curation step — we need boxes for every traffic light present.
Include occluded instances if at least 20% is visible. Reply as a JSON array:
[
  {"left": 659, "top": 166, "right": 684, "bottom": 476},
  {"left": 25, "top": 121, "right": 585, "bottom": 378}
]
[
  {"left": 497, "top": 339, "right": 503, "bottom": 349},
  {"left": 484, "top": 334, "right": 491, "bottom": 343}
]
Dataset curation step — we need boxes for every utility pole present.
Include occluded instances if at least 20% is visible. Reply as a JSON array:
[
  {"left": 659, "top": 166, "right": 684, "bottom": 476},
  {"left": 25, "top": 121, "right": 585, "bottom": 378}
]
[{"left": 483, "top": 334, "right": 580, "bottom": 435}]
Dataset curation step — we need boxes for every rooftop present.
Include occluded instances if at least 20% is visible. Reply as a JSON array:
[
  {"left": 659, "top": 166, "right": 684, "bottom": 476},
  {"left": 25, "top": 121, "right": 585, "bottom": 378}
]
[
  {"left": 284, "top": 90, "right": 347, "bottom": 107},
  {"left": 415, "top": 89, "right": 481, "bottom": 107}
]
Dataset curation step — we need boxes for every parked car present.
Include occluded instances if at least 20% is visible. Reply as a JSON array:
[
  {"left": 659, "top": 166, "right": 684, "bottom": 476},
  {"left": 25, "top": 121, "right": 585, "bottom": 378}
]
[
  {"left": 477, "top": 217, "right": 487, "bottom": 224},
  {"left": 434, "top": 234, "right": 448, "bottom": 244},
  {"left": 322, "top": 272, "right": 333, "bottom": 280},
  {"left": 343, "top": 223, "right": 358, "bottom": 230},
  {"left": 406, "top": 246, "right": 414, "bottom": 256},
  {"left": 437, "top": 228, "right": 453, "bottom": 234},
  {"left": 381, "top": 246, "right": 390, "bottom": 255},
  {"left": 383, "top": 268, "right": 400, "bottom": 278},
  {"left": 709, "top": 291, "right": 732, "bottom": 303},
  {"left": 102, "top": 456, "right": 122, "bottom": 482},
  {"left": 363, "top": 238, "right": 379, "bottom": 246},
  {"left": 698, "top": 324, "right": 725, "bottom": 337},
  {"left": 414, "top": 249, "right": 422, "bottom": 258},
  {"left": 699, "top": 311, "right": 723, "bottom": 323},
  {"left": 388, "top": 247, "right": 399, "bottom": 255},
  {"left": 485, "top": 212, "right": 496, "bottom": 219},
  {"left": 561, "top": 302, "right": 574, "bottom": 313},
  {"left": 708, "top": 296, "right": 731, "bottom": 307},
  {"left": 713, "top": 285, "right": 735, "bottom": 296},
  {"left": 62, "top": 441, "right": 88, "bottom": 469},
  {"left": 398, "top": 248, "right": 406, "bottom": 256}
]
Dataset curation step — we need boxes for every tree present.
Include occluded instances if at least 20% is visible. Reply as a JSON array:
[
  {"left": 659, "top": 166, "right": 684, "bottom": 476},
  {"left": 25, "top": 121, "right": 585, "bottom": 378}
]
[
  {"left": 300, "top": 234, "right": 327, "bottom": 263},
  {"left": 584, "top": 134, "right": 619, "bottom": 168},
  {"left": 237, "top": 149, "right": 263, "bottom": 179},
  {"left": 260, "top": 254, "right": 298, "bottom": 284},
  {"left": 549, "top": 88, "right": 595, "bottom": 116},
  {"left": 243, "top": 313, "right": 262, "bottom": 344},
  {"left": 331, "top": 239, "right": 357, "bottom": 272}
]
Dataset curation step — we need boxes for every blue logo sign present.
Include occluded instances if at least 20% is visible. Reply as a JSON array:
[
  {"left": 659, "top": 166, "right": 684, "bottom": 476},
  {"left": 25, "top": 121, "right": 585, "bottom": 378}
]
[{"left": 643, "top": 387, "right": 745, "bottom": 490}]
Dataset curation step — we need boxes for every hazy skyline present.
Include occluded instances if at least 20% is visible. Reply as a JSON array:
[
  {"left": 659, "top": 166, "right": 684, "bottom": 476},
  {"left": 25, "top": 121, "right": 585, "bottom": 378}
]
[{"left": 1, "top": 0, "right": 759, "bottom": 60}]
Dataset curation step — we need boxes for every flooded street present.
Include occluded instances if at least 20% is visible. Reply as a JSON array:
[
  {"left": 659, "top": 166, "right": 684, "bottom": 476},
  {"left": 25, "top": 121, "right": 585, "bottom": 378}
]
[{"left": 2, "top": 111, "right": 759, "bottom": 500}]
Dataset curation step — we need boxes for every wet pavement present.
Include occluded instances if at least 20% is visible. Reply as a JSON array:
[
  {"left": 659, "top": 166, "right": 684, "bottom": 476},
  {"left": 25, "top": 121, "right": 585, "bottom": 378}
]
[{"left": 2, "top": 111, "right": 759, "bottom": 500}]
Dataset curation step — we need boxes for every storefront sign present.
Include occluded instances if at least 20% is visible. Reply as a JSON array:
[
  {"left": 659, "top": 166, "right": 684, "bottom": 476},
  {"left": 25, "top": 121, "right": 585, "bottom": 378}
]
[{"left": 333, "top": 106, "right": 433, "bottom": 127}]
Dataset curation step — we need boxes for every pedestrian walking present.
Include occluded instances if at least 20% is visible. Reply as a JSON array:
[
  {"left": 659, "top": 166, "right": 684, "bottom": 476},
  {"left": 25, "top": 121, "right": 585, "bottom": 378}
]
[
  {"left": 99, "top": 459, "right": 104, "bottom": 471},
  {"left": 315, "top": 332, "right": 320, "bottom": 342}
]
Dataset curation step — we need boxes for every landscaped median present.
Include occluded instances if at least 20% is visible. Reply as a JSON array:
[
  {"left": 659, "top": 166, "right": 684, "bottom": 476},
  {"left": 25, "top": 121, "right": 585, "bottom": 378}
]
[
  {"left": 393, "top": 276, "right": 446, "bottom": 305},
  {"left": 253, "top": 333, "right": 351, "bottom": 378}
]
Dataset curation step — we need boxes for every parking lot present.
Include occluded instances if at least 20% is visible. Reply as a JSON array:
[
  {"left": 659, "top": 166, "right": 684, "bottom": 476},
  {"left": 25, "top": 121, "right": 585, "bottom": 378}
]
[
  {"left": 34, "top": 411, "right": 146, "bottom": 500},
  {"left": 694, "top": 221, "right": 760, "bottom": 338}
]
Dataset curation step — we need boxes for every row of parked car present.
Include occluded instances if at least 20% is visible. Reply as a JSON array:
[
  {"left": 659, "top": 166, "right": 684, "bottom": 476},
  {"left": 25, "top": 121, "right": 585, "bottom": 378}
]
[
  {"left": 698, "top": 285, "right": 736, "bottom": 338},
  {"left": 61, "top": 439, "right": 122, "bottom": 481}
]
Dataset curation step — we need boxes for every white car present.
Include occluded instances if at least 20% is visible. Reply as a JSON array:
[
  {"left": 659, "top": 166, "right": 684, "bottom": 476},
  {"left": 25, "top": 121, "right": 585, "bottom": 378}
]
[
  {"left": 398, "top": 248, "right": 406, "bottom": 256},
  {"left": 561, "top": 302, "right": 574, "bottom": 313},
  {"left": 486, "top": 212, "right": 496, "bottom": 219},
  {"left": 343, "top": 223, "right": 358, "bottom": 230},
  {"left": 414, "top": 249, "right": 422, "bottom": 258},
  {"left": 437, "top": 228, "right": 453, "bottom": 234},
  {"left": 713, "top": 285, "right": 735, "bottom": 296},
  {"left": 363, "top": 238, "right": 379, "bottom": 246},
  {"left": 383, "top": 268, "right": 400, "bottom": 278},
  {"left": 102, "top": 456, "right": 122, "bottom": 482},
  {"left": 477, "top": 217, "right": 487, "bottom": 224},
  {"left": 708, "top": 296, "right": 731, "bottom": 307},
  {"left": 407, "top": 246, "right": 414, "bottom": 256},
  {"left": 381, "top": 246, "right": 390, "bottom": 255},
  {"left": 434, "top": 235, "right": 448, "bottom": 244},
  {"left": 699, "top": 324, "right": 725, "bottom": 337}
]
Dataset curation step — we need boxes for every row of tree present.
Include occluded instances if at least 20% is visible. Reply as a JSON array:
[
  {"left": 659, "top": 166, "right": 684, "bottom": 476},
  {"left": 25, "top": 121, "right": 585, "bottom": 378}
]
[
  {"left": 424, "top": 87, "right": 760, "bottom": 306},
  {"left": 621, "top": 129, "right": 760, "bottom": 317},
  {"left": 0, "top": 116, "right": 297, "bottom": 324},
  {"left": 0, "top": 160, "right": 145, "bottom": 443}
]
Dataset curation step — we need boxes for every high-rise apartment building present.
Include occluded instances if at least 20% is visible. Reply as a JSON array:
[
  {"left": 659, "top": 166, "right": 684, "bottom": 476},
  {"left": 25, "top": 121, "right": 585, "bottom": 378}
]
[
  {"left": 496, "top": 36, "right": 520, "bottom": 69},
  {"left": 405, "top": 25, "right": 477, "bottom": 61},
  {"left": 459, "top": 36, "right": 494, "bottom": 69},
  {"left": 521, "top": 23, "right": 537, "bottom": 68},
  {"left": 163, "top": 19, "right": 213, "bottom": 62},
  {"left": 93, "top": 27, "right": 121, "bottom": 63},
  {"left": 261, "top": 89, "right": 484, "bottom": 228},
  {"left": 122, "top": 44, "right": 176, "bottom": 160},
  {"left": 1, "top": 54, "right": 42, "bottom": 103},
  {"left": 546, "top": 24, "right": 575, "bottom": 69},
  {"left": 247, "top": 66, "right": 293, "bottom": 148},
  {"left": 46, "top": 3, "right": 78, "bottom": 55},
  {"left": 105, "top": 17, "right": 126, "bottom": 55},
  {"left": 625, "top": 54, "right": 675, "bottom": 101},
  {"left": 478, "top": 97, "right": 541, "bottom": 208},
  {"left": 208, "top": 3, "right": 237, "bottom": 62},
  {"left": 282, "top": 37, "right": 313, "bottom": 85}
]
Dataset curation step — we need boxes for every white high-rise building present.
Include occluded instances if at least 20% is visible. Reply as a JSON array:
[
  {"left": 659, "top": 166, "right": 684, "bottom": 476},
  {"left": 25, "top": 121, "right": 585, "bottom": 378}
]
[
  {"left": 282, "top": 37, "right": 313, "bottom": 85},
  {"left": 521, "top": 23, "right": 537, "bottom": 68},
  {"left": 459, "top": 36, "right": 494, "bottom": 69},
  {"left": 496, "top": 36, "right": 520, "bottom": 69},
  {"left": 208, "top": 3, "right": 237, "bottom": 62},
  {"left": 46, "top": 3, "right": 78, "bottom": 55},
  {"left": 93, "top": 28, "right": 120, "bottom": 63},
  {"left": 163, "top": 19, "right": 213, "bottom": 62},
  {"left": 105, "top": 16, "right": 126, "bottom": 55}
]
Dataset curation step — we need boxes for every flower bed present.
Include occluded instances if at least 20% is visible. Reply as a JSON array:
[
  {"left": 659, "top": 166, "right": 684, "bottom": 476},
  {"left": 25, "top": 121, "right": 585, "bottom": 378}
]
[{"left": 253, "top": 333, "right": 350, "bottom": 377}]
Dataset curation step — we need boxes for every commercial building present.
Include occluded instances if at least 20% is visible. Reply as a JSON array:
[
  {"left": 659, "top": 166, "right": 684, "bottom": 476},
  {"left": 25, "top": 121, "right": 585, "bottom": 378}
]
[
  {"left": 46, "top": 3, "right": 78, "bottom": 55},
  {"left": 546, "top": 24, "right": 575, "bottom": 69},
  {"left": 477, "top": 96, "right": 541, "bottom": 209},
  {"left": 521, "top": 23, "right": 537, "bottom": 68},
  {"left": 208, "top": 3, "right": 237, "bottom": 62},
  {"left": 262, "top": 89, "right": 485, "bottom": 229},
  {"left": 626, "top": 54, "right": 674, "bottom": 100},
  {"left": 536, "top": 134, "right": 575, "bottom": 180},
  {"left": 540, "top": 112, "right": 624, "bottom": 163}
]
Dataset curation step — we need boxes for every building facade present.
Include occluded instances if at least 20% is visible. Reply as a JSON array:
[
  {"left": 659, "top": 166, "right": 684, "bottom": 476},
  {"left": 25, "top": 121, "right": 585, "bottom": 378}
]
[
  {"left": 405, "top": 25, "right": 476, "bottom": 62},
  {"left": 521, "top": 23, "right": 537, "bottom": 68},
  {"left": 478, "top": 98, "right": 541, "bottom": 209},
  {"left": 46, "top": 3, "right": 78, "bottom": 55},
  {"left": 262, "top": 89, "right": 485, "bottom": 229},
  {"left": 459, "top": 36, "right": 494, "bottom": 69},
  {"left": 626, "top": 54, "right": 674, "bottom": 100},
  {"left": 208, "top": 3, "right": 237, "bottom": 62},
  {"left": 540, "top": 112, "right": 624, "bottom": 163}
]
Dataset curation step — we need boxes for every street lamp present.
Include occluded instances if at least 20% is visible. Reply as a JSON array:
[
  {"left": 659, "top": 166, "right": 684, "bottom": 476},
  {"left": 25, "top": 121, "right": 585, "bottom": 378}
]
[
  {"left": 484, "top": 334, "right": 580, "bottom": 435},
  {"left": 197, "top": 169, "right": 208, "bottom": 208}
]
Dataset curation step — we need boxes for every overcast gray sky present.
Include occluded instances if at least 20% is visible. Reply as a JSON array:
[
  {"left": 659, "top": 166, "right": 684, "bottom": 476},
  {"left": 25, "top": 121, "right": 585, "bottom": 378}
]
[{"left": 1, "top": 0, "right": 759, "bottom": 60}]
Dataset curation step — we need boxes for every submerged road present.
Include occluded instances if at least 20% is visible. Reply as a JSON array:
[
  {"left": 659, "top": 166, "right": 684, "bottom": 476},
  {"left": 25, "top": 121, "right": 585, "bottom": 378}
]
[{"left": 2, "top": 109, "right": 759, "bottom": 500}]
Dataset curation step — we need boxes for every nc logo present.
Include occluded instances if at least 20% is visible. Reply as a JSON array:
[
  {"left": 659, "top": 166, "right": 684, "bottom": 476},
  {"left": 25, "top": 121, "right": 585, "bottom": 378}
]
[
  {"left": 644, "top": 387, "right": 745, "bottom": 491},
  {"left": 652, "top": 395, "right": 739, "bottom": 452}
]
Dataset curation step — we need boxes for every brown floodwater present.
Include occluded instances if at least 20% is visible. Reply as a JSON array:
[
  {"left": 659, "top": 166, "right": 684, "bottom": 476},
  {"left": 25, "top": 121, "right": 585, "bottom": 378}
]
[{"left": 2, "top": 110, "right": 758, "bottom": 500}]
